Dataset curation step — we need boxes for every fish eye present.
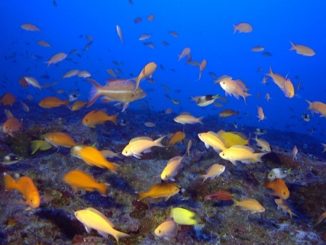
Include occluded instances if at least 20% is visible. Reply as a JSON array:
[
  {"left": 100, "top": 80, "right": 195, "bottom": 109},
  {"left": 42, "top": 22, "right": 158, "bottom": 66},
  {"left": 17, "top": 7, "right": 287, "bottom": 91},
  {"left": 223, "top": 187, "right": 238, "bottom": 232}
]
[{"left": 158, "top": 230, "right": 161, "bottom": 234}]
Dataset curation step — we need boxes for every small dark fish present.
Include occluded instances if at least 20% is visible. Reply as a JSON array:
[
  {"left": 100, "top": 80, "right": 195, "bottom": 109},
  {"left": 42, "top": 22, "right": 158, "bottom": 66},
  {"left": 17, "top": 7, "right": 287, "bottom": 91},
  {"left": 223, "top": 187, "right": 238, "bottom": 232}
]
[
  {"left": 134, "top": 17, "right": 142, "bottom": 24},
  {"left": 204, "top": 190, "right": 233, "bottom": 201},
  {"left": 262, "top": 51, "right": 272, "bottom": 57}
]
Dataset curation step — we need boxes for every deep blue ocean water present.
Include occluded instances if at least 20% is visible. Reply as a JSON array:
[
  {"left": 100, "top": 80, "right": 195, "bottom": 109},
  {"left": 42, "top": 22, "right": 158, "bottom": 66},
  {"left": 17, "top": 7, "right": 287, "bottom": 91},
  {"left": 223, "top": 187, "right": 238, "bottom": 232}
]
[{"left": 1, "top": 0, "right": 325, "bottom": 138}]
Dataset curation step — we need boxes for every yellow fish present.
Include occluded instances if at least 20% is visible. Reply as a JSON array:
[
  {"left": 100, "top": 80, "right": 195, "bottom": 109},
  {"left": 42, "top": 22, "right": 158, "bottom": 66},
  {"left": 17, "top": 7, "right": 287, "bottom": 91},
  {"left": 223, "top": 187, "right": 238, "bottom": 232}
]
[
  {"left": 198, "top": 131, "right": 226, "bottom": 152},
  {"left": 31, "top": 140, "right": 52, "bottom": 155},
  {"left": 219, "top": 145, "right": 266, "bottom": 165},
  {"left": 138, "top": 182, "right": 180, "bottom": 201},
  {"left": 170, "top": 207, "right": 198, "bottom": 225},
  {"left": 75, "top": 207, "right": 129, "bottom": 242},
  {"left": 234, "top": 198, "right": 265, "bottom": 214},
  {"left": 63, "top": 169, "right": 107, "bottom": 195},
  {"left": 71, "top": 145, "right": 118, "bottom": 172},
  {"left": 122, "top": 136, "right": 164, "bottom": 159},
  {"left": 201, "top": 163, "right": 225, "bottom": 182},
  {"left": 160, "top": 156, "right": 183, "bottom": 181},
  {"left": 216, "top": 130, "right": 248, "bottom": 148}
]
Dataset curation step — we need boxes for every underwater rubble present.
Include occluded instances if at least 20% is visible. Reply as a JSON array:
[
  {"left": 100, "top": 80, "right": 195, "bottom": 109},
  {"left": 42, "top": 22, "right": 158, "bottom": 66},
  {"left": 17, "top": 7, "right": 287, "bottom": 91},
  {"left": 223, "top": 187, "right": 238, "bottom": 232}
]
[{"left": 0, "top": 105, "right": 326, "bottom": 245}]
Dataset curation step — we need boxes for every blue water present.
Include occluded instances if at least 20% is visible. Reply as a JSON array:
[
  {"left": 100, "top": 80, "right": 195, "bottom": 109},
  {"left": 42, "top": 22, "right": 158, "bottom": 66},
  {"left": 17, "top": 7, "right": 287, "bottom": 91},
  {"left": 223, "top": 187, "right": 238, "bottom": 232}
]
[{"left": 1, "top": 0, "right": 326, "bottom": 139}]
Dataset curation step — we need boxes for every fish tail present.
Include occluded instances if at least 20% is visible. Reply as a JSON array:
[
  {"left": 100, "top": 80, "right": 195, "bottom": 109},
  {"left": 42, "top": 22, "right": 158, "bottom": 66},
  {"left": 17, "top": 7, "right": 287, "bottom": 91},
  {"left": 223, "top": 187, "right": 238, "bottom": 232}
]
[
  {"left": 135, "top": 76, "right": 141, "bottom": 91},
  {"left": 97, "top": 183, "right": 107, "bottom": 195},
  {"left": 3, "top": 173, "right": 18, "bottom": 191},
  {"left": 201, "top": 175, "right": 208, "bottom": 183},
  {"left": 109, "top": 114, "right": 118, "bottom": 124},
  {"left": 138, "top": 192, "right": 147, "bottom": 201},
  {"left": 198, "top": 117, "right": 204, "bottom": 124},
  {"left": 254, "top": 152, "right": 267, "bottom": 163},
  {"left": 233, "top": 199, "right": 239, "bottom": 206},
  {"left": 112, "top": 230, "right": 129, "bottom": 243},
  {"left": 268, "top": 67, "right": 273, "bottom": 77},
  {"left": 233, "top": 25, "right": 237, "bottom": 33},
  {"left": 154, "top": 136, "right": 165, "bottom": 147},
  {"left": 289, "top": 41, "right": 295, "bottom": 50},
  {"left": 107, "top": 161, "right": 119, "bottom": 173},
  {"left": 87, "top": 79, "right": 102, "bottom": 107}
]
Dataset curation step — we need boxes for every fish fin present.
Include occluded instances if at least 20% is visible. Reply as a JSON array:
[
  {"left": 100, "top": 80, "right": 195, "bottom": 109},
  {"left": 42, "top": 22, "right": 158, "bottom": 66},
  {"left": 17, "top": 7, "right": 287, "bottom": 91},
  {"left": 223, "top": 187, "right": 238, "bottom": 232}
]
[
  {"left": 133, "top": 153, "right": 142, "bottom": 159},
  {"left": 231, "top": 160, "right": 237, "bottom": 166},
  {"left": 87, "top": 79, "right": 102, "bottom": 107},
  {"left": 83, "top": 225, "right": 91, "bottom": 233},
  {"left": 204, "top": 142, "right": 209, "bottom": 149},
  {"left": 201, "top": 175, "right": 208, "bottom": 183},
  {"left": 3, "top": 173, "right": 18, "bottom": 190},
  {"left": 97, "top": 230, "right": 107, "bottom": 238},
  {"left": 121, "top": 103, "right": 129, "bottom": 112},
  {"left": 154, "top": 136, "right": 165, "bottom": 147},
  {"left": 143, "top": 149, "right": 152, "bottom": 154},
  {"left": 198, "top": 117, "right": 204, "bottom": 124}
]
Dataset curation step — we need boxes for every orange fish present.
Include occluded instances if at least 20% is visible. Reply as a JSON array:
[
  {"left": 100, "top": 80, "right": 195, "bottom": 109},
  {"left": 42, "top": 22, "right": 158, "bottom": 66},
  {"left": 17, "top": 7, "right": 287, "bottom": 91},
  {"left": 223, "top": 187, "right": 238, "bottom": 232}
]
[
  {"left": 2, "top": 111, "right": 22, "bottom": 137},
  {"left": 0, "top": 93, "right": 16, "bottom": 106},
  {"left": 4, "top": 173, "right": 40, "bottom": 208},
  {"left": 37, "top": 40, "right": 51, "bottom": 48},
  {"left": 265, "top": 178, "right": 290, "bottom": 200},
  {"left": 21, "top": 23, "right": 40, "bottom": 31},
  {"left": 167, "top": 131, "right": 185, "bottom": 146},
  {"left": 63, "top": 169, "right": 107, "bottom": 195},
  {"left": 71, "top": 145, "right": 118, "bottom": 172},
  {"left": 70, "top": 101, "right": 87, "bottom": 111},
  {"left": 147, "top": 14, "right": 155, "bottom": 22},
  {"left": 43, "top": 132, "right": 76, "bottom": 148},
  {"left": 198, "top": 59, "right": 207, "bottom": 80},
  {"left": 135, "top": 62, "right": 157, "bottom": 90},
  {"left": 138, "top": 182, "right": 180, "bottom": 201},
  {"left": 46, "top": 52, "right": 67, "bottom": 66},
  {"left": 178, "top": 47, "right": 191, "bottom": 61},
  {"left": 82, "top": 110, "right": 117, "bottom": 128},
  {"left": 39, "top": 96, "right": 68, "bottom": 109},
  {"left": 204, "top": 190, "right": 233, "bottom": 201}
]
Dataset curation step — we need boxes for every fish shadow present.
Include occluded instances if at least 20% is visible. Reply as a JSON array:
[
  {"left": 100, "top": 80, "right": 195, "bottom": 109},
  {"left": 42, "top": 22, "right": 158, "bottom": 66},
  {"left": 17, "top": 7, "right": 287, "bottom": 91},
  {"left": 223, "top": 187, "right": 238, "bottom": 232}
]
[
  {"left": 82, "top": 191, "right": 122, "bottom": 209},
  {"left": 150, "top": 196, "right": 200, "bottom": 209},
  {"left": 105, "top": 175, "right": 135, "bottom": 194},
  {"left": 35, "top": 208, "right": 84, "bottom": 239}
]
